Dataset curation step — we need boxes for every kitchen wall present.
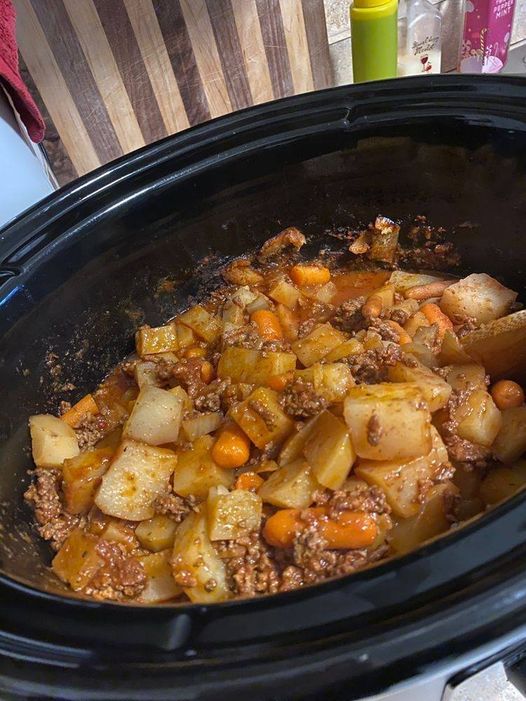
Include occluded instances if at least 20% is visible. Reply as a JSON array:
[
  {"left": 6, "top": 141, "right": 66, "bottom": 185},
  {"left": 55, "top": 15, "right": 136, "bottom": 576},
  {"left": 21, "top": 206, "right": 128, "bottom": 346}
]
[{"left": 324, "top": 0, "right": 526, "bottom": 82}]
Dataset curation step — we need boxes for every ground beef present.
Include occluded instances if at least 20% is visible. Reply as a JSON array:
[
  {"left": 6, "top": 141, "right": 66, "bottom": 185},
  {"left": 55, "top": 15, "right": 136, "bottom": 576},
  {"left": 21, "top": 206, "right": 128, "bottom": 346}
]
[
  {"left": 153, "top": 493, "right": 194, "bottom": 522},
  {"left": 194, "top": 378, "right": 230, "bottom": 413},
  {"left": 170, "top": 358, "right": 206, "bottom": 398},
  {"left": 248, "top": 399, "right": 278, "bottom": 430},
  {"left": 347, "top": 343, "right": 403, "bottom": 384},
  {"left": 369, "top": 318, "right": 401, "bottom": 343},
  {"left": 24, "top": 469, "right": 80, "bottom": 551},
  {"left": 388, "top": 308, "right": 411, "bottom": 326},
  {"left": 83, "top": 540, "right": 146, "bottom": 601},
  {"left": 280, "top": 379, "right": 328, "bottom": 419},
  {"left": 316, "top": 484, "right": 391, "bottom": 519},
  {"left": 453, "top": 315, "right": 478, "bottom": 338},
  {"left": 217, "top": 532, "right": 280, "bottom": 597},
  {"left": 331, "top": 296, "right": 366, "bottom": 333},
  {"left": 366, "top": 414, "right": 383, "bottom": 446},
  {"left": 75, "top": 412, "right": 110, "bottom": 450},
  {"left": 222, "top": 324, "right": 289, "bottom": 353},
  {"left": 221, "top": 382, "right": 254, "bottom": 411}
]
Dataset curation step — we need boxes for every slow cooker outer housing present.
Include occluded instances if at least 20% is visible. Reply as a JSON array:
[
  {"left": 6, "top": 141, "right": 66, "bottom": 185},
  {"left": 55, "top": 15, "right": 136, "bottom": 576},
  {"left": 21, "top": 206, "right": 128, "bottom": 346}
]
[{"left": 1, "top": 76, "right": 526, "bottom": 700}]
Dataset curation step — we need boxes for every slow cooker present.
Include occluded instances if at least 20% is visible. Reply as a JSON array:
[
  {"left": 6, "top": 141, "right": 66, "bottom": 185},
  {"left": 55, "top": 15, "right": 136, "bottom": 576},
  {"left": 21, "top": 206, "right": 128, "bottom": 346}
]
[{"left": 1, "top": 75, "right": 526, "bottom": 701}]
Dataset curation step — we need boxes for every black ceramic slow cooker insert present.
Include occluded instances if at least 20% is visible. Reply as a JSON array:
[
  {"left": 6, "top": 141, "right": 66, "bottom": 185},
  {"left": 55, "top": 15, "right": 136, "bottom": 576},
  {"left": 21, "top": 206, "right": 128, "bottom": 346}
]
[{"left": 1, "top": 75, "right": 526, "bottom": 701}]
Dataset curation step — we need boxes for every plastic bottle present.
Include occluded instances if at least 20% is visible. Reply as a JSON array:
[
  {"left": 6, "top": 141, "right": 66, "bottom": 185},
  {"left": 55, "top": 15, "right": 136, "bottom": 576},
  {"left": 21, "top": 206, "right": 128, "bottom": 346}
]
[
  {"left": 351, "top": 0, "right": 398, "bottom": 83},
  {"left": 398, "top": 0, "right": 442, "bottom": 76}
]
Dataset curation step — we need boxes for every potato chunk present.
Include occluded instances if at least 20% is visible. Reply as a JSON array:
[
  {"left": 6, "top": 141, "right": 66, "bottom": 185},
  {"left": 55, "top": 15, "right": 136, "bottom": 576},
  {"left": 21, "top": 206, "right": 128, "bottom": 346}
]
[
  {"left": 440, "top": 273, "right": 517, "bottom": 324},
  {"left": 303, "top": 411, "right": 355, "bottom": 489},
  {"left": 324, "top": 338, "right": 364, "bottom": 362},
  {"left": 123, "top": 386, "right": 183, "bottom": 446},
  {"left": 292, "top": 323, "right": 346, "bottom": 367},
  {"left": 52, "top": 529, "right": 103, "bottom": 590},
  {"left": 387, "top": 361, "right": 451, "bottom": 412},
  {"left": 181, "top": 412, "right": 222, "bottom": 442},
  {"left": 29, "top": 415, "right": 80, "bottom": 469},
  {"left": 278, "top": 416, "right": 318, "bottom": 466},
  {"left": 493, "top": 406, "right": 526, "bottom": 463},
  {"left": 135, "top": 323, "right": 179, "bottom": 356},
  {"left": 355, "top": 427, "right": 449, "bottom": 517},
  {"left": 443, "top": 363, "right": 487, "bottom": 392},
  {"left": 95, "top": 440, "right": 177, "bottom": 520},
  {"left": 389, "top": 271, "right": 444, "bottom": 294},
  {"left": 296, "top": 363, "right": 354, "bottom": 403},
  {"left": 218, "top": 347, "right": 297, "bottom": 386},
  {"left": 268, "top": 279, "right": 301, "bottom": 309},
  {"left": 63, "top": 448, "right": 113, "bottom": 514},
  {"left": 207, "top": 486, "right": 262, "bottom": 540},
  {"left": 135, "top": 515, "right": 178, "bottom": 552},
  {"left": 460, "top": 311, "right": 526, "bottom": 382},
  {"left": 177, "top": 305, "right": 222, "bottom": 343},
  {"left": 454, "top": 389, "right": 502, "bottom": 448},
  {"left": 230, "top": 387, "right": 294, "bottom": 449},
  {"left": 171, "top": 507, "right": 229, "bottom": 603},
  {"left": 344, "top": 383, "right": 432, "bottom": 461},
  {"left": 172, "top": 435, "right": 233, "bottom": 498},
  {"left": 258, "top": 459, "right": 318, "bottom": 508},
  {"left": 139, "top": 550, "right": 182, "bottom": 603}
]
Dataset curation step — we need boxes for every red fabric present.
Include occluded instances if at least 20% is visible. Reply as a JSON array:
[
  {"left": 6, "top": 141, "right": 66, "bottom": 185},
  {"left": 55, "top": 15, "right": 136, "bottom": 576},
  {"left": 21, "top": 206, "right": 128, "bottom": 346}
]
[{"left": 0, "top": 0, "right": 44, "bottom": 142}]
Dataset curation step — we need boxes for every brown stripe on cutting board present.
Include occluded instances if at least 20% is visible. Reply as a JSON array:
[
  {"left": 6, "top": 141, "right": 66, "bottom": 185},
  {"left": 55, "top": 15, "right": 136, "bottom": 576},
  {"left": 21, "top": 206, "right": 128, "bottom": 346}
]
[
  {"left": 279, "top": 0, "right": 314, "bottom": 95},
  {"left": 153, "top": 0, "right": 211, "bottom": 126},
  {"left": 255, "top": 0, "right": 294, "bottom": 98},
  {"left": 301, "top": 0, "right": 334, "bottom": 89},
  {"left": 28, "top": 0, "right": 123, "bottom": 163},
  {"left": 92, "top": 0, "right": 167, "bottom": 144},
  {"left": 205, "top": 0, "right": 253, "bottom": 111}
]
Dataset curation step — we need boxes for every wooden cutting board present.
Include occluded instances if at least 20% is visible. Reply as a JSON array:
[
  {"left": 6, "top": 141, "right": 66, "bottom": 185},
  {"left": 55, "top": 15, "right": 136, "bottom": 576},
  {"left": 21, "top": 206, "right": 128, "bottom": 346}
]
[{"left": 14, "top": 0, "right": 333, "bottom": 180}]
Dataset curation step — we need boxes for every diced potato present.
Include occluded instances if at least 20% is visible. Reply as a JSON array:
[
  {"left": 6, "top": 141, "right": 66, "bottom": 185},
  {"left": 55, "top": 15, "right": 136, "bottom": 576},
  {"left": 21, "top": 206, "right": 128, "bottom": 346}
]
[
  {"left": 230, "top": 387, "right": 294, "bottom": 449},
  {"left": 135, "top": 323, "right": 179, "bottom": 356},
  {"left": 135, "top": 515, "right": 178, "bottom": 552},
  {"left": 389, "top": 271, "right": 443, "bottom": 294},
  {"left": 454, "top": 389, "right": 502, "bottom": 447},
  {"left": 63, "top": 448, "right": 113, "bottom": 514},
  {"left": 218, "top": 347, "right": 297, "bottom": 385},
  {"left": 355, "top": 427, "right": 449, "bottom": 517},
  {"left": 101, "top": 520, "right": 139, "bottom": 548},
  {"left": 172, "top": 435, "right": 233, "bottom": 498},
  {"left": 182, "top": 412, "right": 222, "bottom": 442},
  {"left": 171, "top": 507, "right": 229, "bottom": 603},
  {"left": 278, "top": 416, "right": 318, "bottom": 465},
  {"left": 276, "top": 303, "right": 299, "bottom": 342},
  {"left": 29, "top": 414, "right": 80, "bottom": 468},
  {"left": 175, "top": 322, "right": 196, "bottom": 349},
  {"left": 207, "top": 486, "right": 262, "bottom": 540},
  {"left": 443, "top": 363, "right": 487, "bottom": 392},
  {"left": 480, "top": 461, "right": 526, "bottom": 505},
  {"left": 52, "top": 529, "right": 103, "bottom": 591},
  {"left": 222, "top": 300, "right": 244, "bottom": 328},
  {"left": 402, "top": 342, "right": 438, "bottom": 369},
  {"left": 325, "top": 338, "right": 364, "bottom": 362},
  {"left": 440, "top": 273, "right": 517, "bottom": 324},
  {"left": 493, "top": 406, "right": 526, "bottom": 463},
  {"left": 438, "top": 330, "right": 473, "bottom": 365},
  {"left": 95, "top": 440, "right": 177, "bottom": 520},
  {"left": 460, "top": 311, "right": 526, "bottom": 382},
  {"left": 387, "top": 361, "right": 451, "bottom": 412},
  {"left": 390, "top": 483, "right": 455, "bottom": 554},
  {"left": 139, "top": 550, "right": 182, "bottom": 603},
  {"left": 169, "top": 386, "right": 193, "bottom": 414},
  {"left": 134, "top": 360, "right": 159, "bottom": 389},
  {"left": 231, "top": 285, "right": 258, "bottom": 308},
  {"left": 123, "top": 386, "right": 183, "bottom": 446},
  {"left": 292, "top": 323, "right": 346, "bottom": 367},
  {"left": 295, "top": 363, "right": 354, "bottom": 403},
  {"left": 404, "top": 311, "right": 429, "bottom": 338},
  {"left": 258, "top": 458, "right": 319, "bottom": 508},
  {"left": 303, "top": 411, "right": 355, "bottom": 489},
  {"left": 246, "top": 293, "right": 271, "bottom": 314},
  {"left": 344, "top": 383, "right": 432, "bottom": 461},
  {"left": 300, "top": 282, "right": 337, "bottom": 304},
  {"left": 177, "top": 305, "right": 222, "bottom": 343}
]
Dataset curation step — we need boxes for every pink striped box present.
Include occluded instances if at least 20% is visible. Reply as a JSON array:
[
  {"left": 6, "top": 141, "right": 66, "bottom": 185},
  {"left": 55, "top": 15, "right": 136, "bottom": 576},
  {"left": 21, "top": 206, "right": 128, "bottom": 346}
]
[{"left": 459, "top": 0, "right": 516, "bottom": 73}]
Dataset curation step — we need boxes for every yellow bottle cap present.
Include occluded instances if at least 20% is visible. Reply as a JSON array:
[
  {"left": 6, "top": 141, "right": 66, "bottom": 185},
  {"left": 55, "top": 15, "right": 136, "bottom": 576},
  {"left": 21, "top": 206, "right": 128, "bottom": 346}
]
[{"left": 353, "top": 0, "right": 393, "bottom": 7}]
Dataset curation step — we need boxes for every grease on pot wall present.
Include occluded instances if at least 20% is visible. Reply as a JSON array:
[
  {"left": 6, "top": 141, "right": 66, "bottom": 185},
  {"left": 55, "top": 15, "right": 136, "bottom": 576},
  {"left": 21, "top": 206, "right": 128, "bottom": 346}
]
[{"left": 323, "top": 0, "right": 526, "bottom": 79}]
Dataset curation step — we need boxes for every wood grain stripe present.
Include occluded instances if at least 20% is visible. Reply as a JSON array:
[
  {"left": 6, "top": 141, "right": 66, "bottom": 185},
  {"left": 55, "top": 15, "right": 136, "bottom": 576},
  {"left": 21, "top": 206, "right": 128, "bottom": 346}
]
[
  {"left": 301, "top": 0, "right": 334, "bottom": 90},
  {"left": 61, "top": 0, "right": 145, "bottom": 155},
  {"left": 14, "top": 0, "right": 100, "bottom": 175},
  {"left": 153, "top": 0, "right": 211, "bottom": 126},
  {"left": 231, "top": 0, "right": 274, "bottom": 104},
  {"left": 205, "top": 0, "right": 253, "bottom": 111},
  {"left": 180, "top": 0, "right": 232, "bottom": 119},
  {"left": 255, "top": 0, "right": 294, "bottom": 99},
  {"left": 123, "top": 0, "right": 190, "bottom": 134},
  {"left": 93, "top": 0, "right": 167, "bottom": 144},
  {"left": 279, "top": 0, "right": 314, "bottom": 95},
  {"left": 28, "top": 0, "right": 123, "bottom": 163}
]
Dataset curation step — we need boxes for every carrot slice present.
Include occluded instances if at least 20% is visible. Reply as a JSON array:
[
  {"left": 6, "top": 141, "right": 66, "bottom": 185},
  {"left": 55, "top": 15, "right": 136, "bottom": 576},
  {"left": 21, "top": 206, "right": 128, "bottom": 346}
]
[
  {"left": 235, "top": 472, "right": 264, "bottom": 491},
  {"left": 212, "top": 424, "right": 251, "bottom": 469},
  {"left": 289, "top": 265, "right": 331, "bottom": 287},
  {"left": 61, "top": 394, "right": 99, "bottom": 428},
  {"left": 251, "top": 310, "right": 283, "bottom": 340},
  {"left": 420, "top": 303, "right": 453, "bottom": 340}
]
